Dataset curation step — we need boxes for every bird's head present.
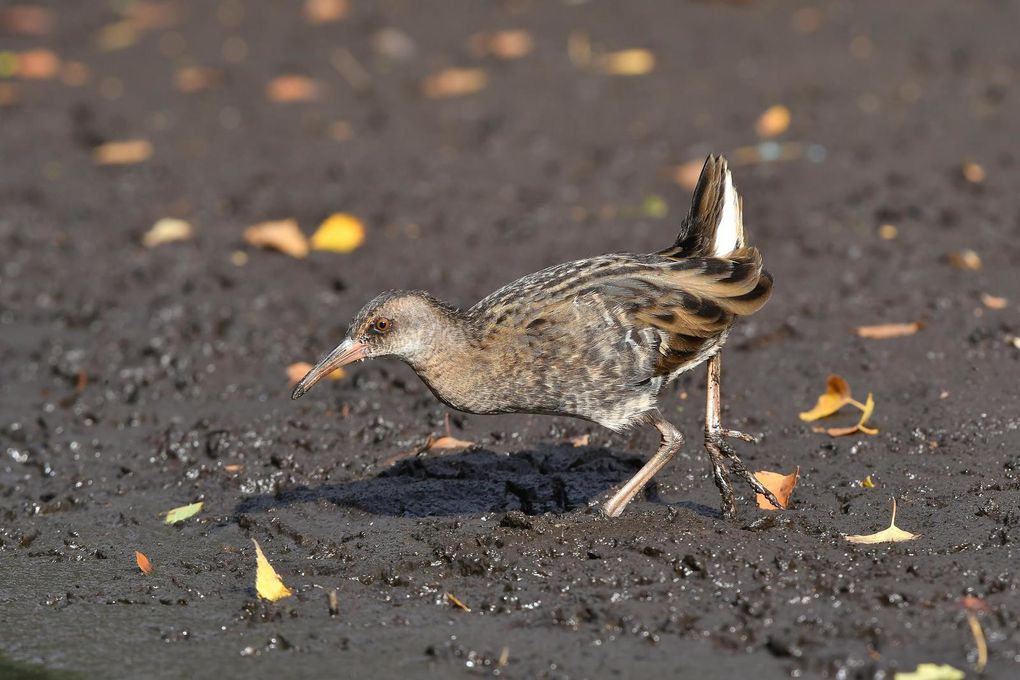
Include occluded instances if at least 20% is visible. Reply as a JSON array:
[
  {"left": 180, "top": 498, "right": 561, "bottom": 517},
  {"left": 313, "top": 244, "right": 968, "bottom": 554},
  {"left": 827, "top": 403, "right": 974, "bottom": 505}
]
[{"left": 291, "top": 290, "right": 451, "bottom": 399}]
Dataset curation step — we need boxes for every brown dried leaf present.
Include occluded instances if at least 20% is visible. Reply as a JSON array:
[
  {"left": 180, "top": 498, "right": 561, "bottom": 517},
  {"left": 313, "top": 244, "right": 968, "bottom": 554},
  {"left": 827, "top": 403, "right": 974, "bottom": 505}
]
[
  {"left": 422, "top": 68, "right": 487, "bottom": 99},
  {"left": 597, "top": 49, "right": 655, "bottom": 76},
  {"left": 17, "top": 48, "right": 60, "bottom": 79},
  {"left": 124, "top": 2, "right": 180, "bottom": 30},
  {"left": 947, "top": 249, "right": 982, "bottom": 271},
  {"left": 753, "top": 467, "right": 799, "bottom": 510},
  {"left": 135, "top": 550, "right": 154, "bottom": 575},
  {"left": 266, "top": 75, "right": 321, "bottom": 103},
  {"left": 244, "top": 219, "right": 309, "bottom": 258},
  {"left": 60, "top": 61, "right": 91, "bottom": 87},
  {"left": 94, "top": 139, "right": 153, "bottom": 165},
  {"left": 0, "top": 83, "right": 18, "bottom": 107},
  {"left": 755, "top": 105, "right": 791, "bottom": 138},
  {"left": 855, "top": 321, "right": 922, "bottom": 339},
  {"left": 673, "top": 159, "right": 705, "bottom": 191},
  {"left": 304, "top": 0, "right": 349, "bottom": 24},
  {"left": 1, "top": 5, "right": 54, "bottom": 35}
]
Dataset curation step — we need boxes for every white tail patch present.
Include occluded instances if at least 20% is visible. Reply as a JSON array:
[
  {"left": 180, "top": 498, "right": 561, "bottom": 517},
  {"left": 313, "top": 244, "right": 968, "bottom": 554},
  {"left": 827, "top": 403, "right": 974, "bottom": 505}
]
[{"left": 712, "top": 170, "right": 741, "bottom": 256}]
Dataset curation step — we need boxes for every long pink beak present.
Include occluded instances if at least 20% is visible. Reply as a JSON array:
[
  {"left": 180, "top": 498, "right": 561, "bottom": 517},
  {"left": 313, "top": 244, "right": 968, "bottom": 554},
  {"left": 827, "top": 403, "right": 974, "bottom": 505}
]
[{"left": 291, "top": 339, "right": 366, "bottom": 399}]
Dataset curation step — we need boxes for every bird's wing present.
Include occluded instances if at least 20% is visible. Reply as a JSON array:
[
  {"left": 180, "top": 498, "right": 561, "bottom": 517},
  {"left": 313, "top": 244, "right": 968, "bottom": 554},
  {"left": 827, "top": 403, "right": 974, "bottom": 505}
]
[{"left": 476, "top": 249, "right": 771, "bottom": 382}]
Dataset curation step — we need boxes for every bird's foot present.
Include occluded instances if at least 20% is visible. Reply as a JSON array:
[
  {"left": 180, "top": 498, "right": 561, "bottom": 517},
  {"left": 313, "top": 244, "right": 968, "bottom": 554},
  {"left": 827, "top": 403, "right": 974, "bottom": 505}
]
[
  {"left": 721, "top": 428, "right": 761, "bottom": 444},
  {"left": 705, "top": 430, "right": 781, "bottom": 513}
]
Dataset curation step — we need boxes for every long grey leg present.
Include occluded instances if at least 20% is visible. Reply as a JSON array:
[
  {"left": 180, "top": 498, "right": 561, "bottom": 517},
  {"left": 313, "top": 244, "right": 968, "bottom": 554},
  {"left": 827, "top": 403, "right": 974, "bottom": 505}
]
[
  {"left": 705, "top": 352, "right": 781, "bottom": 517},
  {"left": 603, "top": 412, "right": 684, "bottom": 518}
]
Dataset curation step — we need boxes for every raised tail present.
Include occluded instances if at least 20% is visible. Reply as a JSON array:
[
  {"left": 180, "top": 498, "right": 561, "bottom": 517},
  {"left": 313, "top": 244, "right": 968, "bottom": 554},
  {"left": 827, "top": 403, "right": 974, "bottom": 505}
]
[{"left": 661, "top": 154, "right": 745, "bottom": 259}]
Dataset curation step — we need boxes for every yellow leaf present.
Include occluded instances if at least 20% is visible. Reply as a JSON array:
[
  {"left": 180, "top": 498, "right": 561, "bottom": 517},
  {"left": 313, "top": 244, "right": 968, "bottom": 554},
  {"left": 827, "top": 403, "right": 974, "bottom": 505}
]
[
  {"left": 846, "top": 499, "right": 920, "bottom": 544},
  {"left": 244, "top": 219, "right": 309, "bottom": 258},
  {"left": 755, "top": 105, "right": 791, "bottom": 138},
  {"left": 855, "top": 322, "right": 922, "bottom": 339},
  {"left": 135, "top": 550, "right": 154, "bottom": 575},
  {"left": 253, "top": 539, "right": 293, "bottom": 602},
  {"left": 143, "top": 218, "right": 192, "bottom": 248},
  {"left": 94, "top": 139, "right": 153, "bottom": 165},
  {"left": 422, "top": 68, "right": 487, "bottom": 98},
  {"left": 947, "top": 249, "right": 981, "bottom": 271},
  {"left": 445, "top": 592, "right": 471, "bottom": 612},
  {"left": 893, "top": 663, "right": 964, "bottom": 680},
  {"left": 799, "top": 374, "right": 853, "bottom": 421},
  {"left": 861, "top": 474, "right": 875, "bottom": 488},
  {"left": 164, "top": 501, "right": 203, "bottom": 524},
  {"left": 311, "top": 213, "right": 365, "bottom": 253},
  {"left": 598, "top": 49, "right": 655, "bottom": 76},
  {"left": 754, "top": 467, "right": 799, "bottom": 510}
]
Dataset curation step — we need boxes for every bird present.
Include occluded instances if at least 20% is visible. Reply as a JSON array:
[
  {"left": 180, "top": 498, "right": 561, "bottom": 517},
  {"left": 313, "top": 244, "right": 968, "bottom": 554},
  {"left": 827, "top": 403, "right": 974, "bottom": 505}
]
[{"left": 292, "top": 155, "right": 779, "bottom": 517}]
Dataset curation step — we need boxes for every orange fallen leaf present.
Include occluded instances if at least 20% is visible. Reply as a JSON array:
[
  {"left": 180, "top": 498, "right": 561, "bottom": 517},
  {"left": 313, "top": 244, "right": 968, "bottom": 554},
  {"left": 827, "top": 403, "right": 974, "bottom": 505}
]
[
  {"left": 845, "top": 498, "right": 919, "bottom": 544},
  {"left": 673, "top": 159, "right": 705, "bottom": 191},
  {"left": 266, "top": 75, "right": 321, "bottom": 102},
  {"left": 961, "top": 161, "right": 985, "bottom": 184},
  {"left": 60, "top": 61, "right": 91, "bottom": 87},
  {"left": 980, "top": 293, "right": 1007, "bottom": 310},
  {"left": 287, "top": 361, "right": 343, "bottom": 386},
  {"left": 17, "top": 48, "right": 60, "bottom": 79},
  {"left": 754, "top": 467, "right": 799, "bottom": 509},
  {"left": 143, "top": 218, "right": 192, "bottom": 248},
  {"left": 253, "top": 539, "right": 293, "bottom": 602},
  {"left": 799, "top": 374, "right": 853, "bottom": 421},
  {"left": 469, "top": 30, "right": 534, "bottom": 60},
  {"left": 135, "top": 550, "right": 154, "bottom": 575},
  {"left": 244, "top": 219, "right": 309, "bottom": 258},
  {"left": 855, "top": 321, "right": 922, "bottom": 339},
  {"left": 422, "top": 68, "right": 487, "bottom": 98},
  {"left": 311, "top": 213, "right": 365, "bottom": 253},
  {"left": 175, "top": 66, "right": 220, "bottom": 93},
  {"left": 755, "top": 104, "right": 791, "bottom": 138},
  {"left": 0, "top": 83, "right": 17, "bottom": 107},
  {"left": 94, "top": 139, "right": 153, "bottom": 165},
  {"left": 597, "top": 48, "right": 655, "bottom": 76},
  {"left": 445, "top": 592, "right": 471, "bottom": 612},
  {"left": 1, "top": 5, "right": 54, "bottom": 36},
  {"left": 430, "top": 435, "right": 475, "bottom": 450},
  {"left": 816, "top": 393, "right": 878, "bottom": 437},
  {"left": 568, "top": 433, "right": 590, "bottom": 447},
  {"left": 303, "top": 0, "right": 348, "bottom": 24},
  {"left": 948, "top": 249, "right": 982, "bottom": 271}
]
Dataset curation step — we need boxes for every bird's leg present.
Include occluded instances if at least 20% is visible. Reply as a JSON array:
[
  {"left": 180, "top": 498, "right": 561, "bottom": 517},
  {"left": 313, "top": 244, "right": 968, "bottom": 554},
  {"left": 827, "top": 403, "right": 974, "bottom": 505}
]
[
  {"left": 603, "top": 413, "right": 684, "bottom": 518},
  {"left": 705, "top": 352, "right": 780, "bottom": 516}
]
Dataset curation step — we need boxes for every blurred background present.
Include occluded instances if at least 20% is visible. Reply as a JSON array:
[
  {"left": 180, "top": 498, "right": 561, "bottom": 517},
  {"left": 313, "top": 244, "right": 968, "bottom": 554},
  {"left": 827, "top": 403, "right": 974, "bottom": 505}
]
[{"left": 2, "top": 1, "right": 1018, "bottom": 677}]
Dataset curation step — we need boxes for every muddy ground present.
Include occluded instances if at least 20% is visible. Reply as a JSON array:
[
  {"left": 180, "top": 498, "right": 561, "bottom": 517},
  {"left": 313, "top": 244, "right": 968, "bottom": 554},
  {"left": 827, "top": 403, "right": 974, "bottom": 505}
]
[{"left": 2, "top": 1, "right": 1019, "bottom": 678}]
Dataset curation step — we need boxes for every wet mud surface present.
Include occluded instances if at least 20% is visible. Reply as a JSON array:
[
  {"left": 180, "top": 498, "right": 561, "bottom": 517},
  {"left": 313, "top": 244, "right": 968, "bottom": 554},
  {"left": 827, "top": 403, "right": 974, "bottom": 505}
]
[{"left": 2, "top": 1, "right": 1019, "bottom": 678}]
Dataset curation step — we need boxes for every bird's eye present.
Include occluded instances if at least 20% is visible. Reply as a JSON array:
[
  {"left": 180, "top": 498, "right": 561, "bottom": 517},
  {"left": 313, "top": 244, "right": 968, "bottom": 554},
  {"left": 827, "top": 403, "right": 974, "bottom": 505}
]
[{"left": 370, "top": 317, "right": 392, "bottom": 334}]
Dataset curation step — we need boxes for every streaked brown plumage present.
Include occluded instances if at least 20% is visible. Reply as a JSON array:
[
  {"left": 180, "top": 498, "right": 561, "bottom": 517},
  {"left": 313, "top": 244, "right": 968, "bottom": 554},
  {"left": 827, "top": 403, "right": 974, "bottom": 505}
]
[{"left": 292, "top": 155, "right": 779, "bottom": 517}]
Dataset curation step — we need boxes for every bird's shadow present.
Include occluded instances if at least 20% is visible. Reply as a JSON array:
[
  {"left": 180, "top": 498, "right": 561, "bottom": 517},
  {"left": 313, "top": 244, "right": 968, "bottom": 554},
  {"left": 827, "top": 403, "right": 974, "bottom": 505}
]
[{"left": 233, "top": 445, "right": 717, "bottom": 518}]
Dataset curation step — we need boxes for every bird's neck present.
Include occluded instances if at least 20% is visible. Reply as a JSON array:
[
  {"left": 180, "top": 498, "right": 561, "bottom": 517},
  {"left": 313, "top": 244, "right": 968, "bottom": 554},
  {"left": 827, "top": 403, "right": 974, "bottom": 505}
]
[{"left": 403, "top": 307, "right": 498, "bottom": 412}]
